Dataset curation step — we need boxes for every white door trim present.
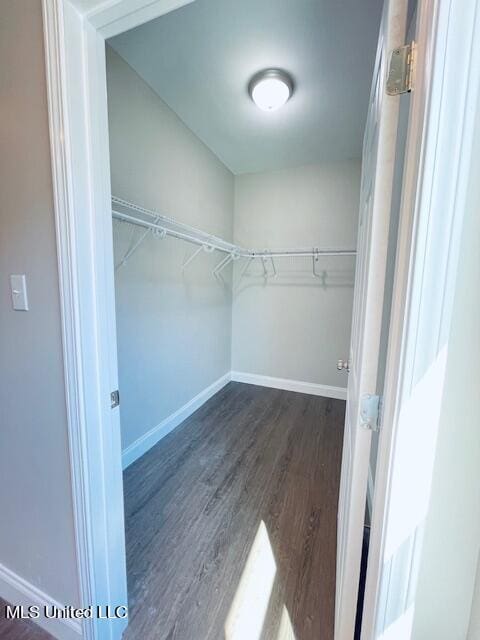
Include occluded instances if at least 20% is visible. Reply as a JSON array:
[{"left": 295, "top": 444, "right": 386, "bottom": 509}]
[
  {"left": 361, "top": 0, "right": 480, "bottom": 635},
  {"left": 84, "top": 0, "right": 195, "bottom": 38},
  {"left": 42, "top": 1, "right": 195, "bottom": 639},
  {"left": 42, "top": 3, "right": 98, "bottom": 637}
]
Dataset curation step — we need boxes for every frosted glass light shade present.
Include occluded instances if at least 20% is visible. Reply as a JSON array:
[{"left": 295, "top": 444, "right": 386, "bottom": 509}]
[{"left": 248, "top": 69, "right": 293, "bottom": 112}]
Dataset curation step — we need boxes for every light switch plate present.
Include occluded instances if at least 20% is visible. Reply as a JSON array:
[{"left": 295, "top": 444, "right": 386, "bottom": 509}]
[{"left": 10, "top": 274, "right": 29, "bottom": 311}]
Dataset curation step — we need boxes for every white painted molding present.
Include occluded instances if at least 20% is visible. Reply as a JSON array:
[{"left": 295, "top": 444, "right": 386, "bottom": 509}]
[
  {"left": 362, "top": 0, "right": 480, "bottom": 635},
  {"left": 122, "top": 373, "right": 231, "bottom": 469},
  {"left": 0, "top": 563, "right": 82, "bottom": 640},
  {"left": 231, "top": 371, "right": 347, "bottom": 400},
  {"left": 85, "top": 0, "right": 195, "bottom": 38},
  {"left": 41, "top": 2, "right": 95, "bottom": 639}
]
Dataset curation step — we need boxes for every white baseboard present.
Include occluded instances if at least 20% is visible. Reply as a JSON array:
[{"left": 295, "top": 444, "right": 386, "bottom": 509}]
[
  {"left": 230, "top": 371, "right": 347, "bottom": 400},
  {"left": 0, "top": 562, "right": 82, "bottom": 640},
  {"left": 122, "top": 371, "right": 346, "bottom": 469},
  {"left": 122, "top": 372, "right": 231, "bottom": 469}
]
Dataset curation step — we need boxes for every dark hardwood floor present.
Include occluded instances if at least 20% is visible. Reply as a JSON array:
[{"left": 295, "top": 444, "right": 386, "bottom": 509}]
[
  {"left": 0, "top": 599, "right": 54, "bottom": 640},
  {"left": 123, "top": 382, "right": 345, "bottom": 640}
]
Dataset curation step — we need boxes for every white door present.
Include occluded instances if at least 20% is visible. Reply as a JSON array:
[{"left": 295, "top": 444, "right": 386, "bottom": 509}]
[
  {"left": 359, "top": 0, "right": 480, "bottom": 636},
  {"left": 335, "top": 0, "right": 409, "bottom": 636}
]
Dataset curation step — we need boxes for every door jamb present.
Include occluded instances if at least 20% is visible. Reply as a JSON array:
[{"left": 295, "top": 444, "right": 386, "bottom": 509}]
[{"left": 361, "top": 0, "right": 480, "bottom": 635}]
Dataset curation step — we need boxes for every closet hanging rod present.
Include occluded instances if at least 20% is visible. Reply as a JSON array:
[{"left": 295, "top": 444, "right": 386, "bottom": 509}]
[
  {"left": 248, "top": 249, "right": 356, "bottom": 258},
  {"left": 112, "top": 209, "right": 240, "bottom": 255},
  {"left": 112, "top": 196, "right": 242, "bottom": 255},
  {"left": 111, "top": 196, "right": 357, "bottom": 259}
]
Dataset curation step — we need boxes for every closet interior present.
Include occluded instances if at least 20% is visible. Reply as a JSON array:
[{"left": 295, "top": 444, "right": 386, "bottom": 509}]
[{"left": 105, "top": 1, "right": 382, "bottom": 638}]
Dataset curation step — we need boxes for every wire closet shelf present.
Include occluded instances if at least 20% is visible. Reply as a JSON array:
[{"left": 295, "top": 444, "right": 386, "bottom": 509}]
[{"left": 112, "top": 196, "right": 357, "bottom": 277}]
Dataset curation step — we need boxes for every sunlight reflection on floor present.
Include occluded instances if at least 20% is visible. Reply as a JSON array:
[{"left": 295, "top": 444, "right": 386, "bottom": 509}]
[
  {"left": 225, "top": 521, "right": 276, "bottom": 640},
  {"left": 275, "top": 606, "right": 297, "bottom": 640},
  {"left": 225, "top": 520, "right": 297, "bottom": 640}
]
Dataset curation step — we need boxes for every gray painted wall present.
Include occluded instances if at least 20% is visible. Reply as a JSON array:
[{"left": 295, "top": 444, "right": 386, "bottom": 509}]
[
  {"left": 106, "top": 48, "right": 234, "bottom": 452},
  {"left": 0, "top": 0, "right": 79, "bottom": 606},
  {"left": 232, "top": 163, "right": 359, "bottom": 387}
]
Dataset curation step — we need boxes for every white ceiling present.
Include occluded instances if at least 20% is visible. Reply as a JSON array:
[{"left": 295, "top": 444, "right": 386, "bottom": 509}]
[{"left": 109, "top": 0, "right": 383, "bottom": 174}]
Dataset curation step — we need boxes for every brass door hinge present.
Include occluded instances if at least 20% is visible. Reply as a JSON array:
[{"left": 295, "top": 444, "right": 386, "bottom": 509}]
[{"left": 386, "top": 42, "right": 415, "bottom": 95}]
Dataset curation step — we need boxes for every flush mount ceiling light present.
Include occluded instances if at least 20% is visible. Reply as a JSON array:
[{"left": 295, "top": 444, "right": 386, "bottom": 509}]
[{"left": 248, "top": 69, "right": 294, "bottom": 112}]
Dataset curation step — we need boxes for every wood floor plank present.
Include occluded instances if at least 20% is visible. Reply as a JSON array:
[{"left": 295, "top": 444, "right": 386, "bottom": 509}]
[{"left": 123, "top": 382, "right": 345, "bottom": 640}]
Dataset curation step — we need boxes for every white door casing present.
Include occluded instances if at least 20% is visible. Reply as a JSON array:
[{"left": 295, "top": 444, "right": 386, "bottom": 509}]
[
  {"left": 335, "top": 1, "right": 408, "bottom": 637},
  {"left": 361, "top": 0, "right": 480, "bottom": 636}
]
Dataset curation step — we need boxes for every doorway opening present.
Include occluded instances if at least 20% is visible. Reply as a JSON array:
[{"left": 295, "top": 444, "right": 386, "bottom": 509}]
[{"left": 103, "top": 2, "right": 383, "bottom": 638}]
